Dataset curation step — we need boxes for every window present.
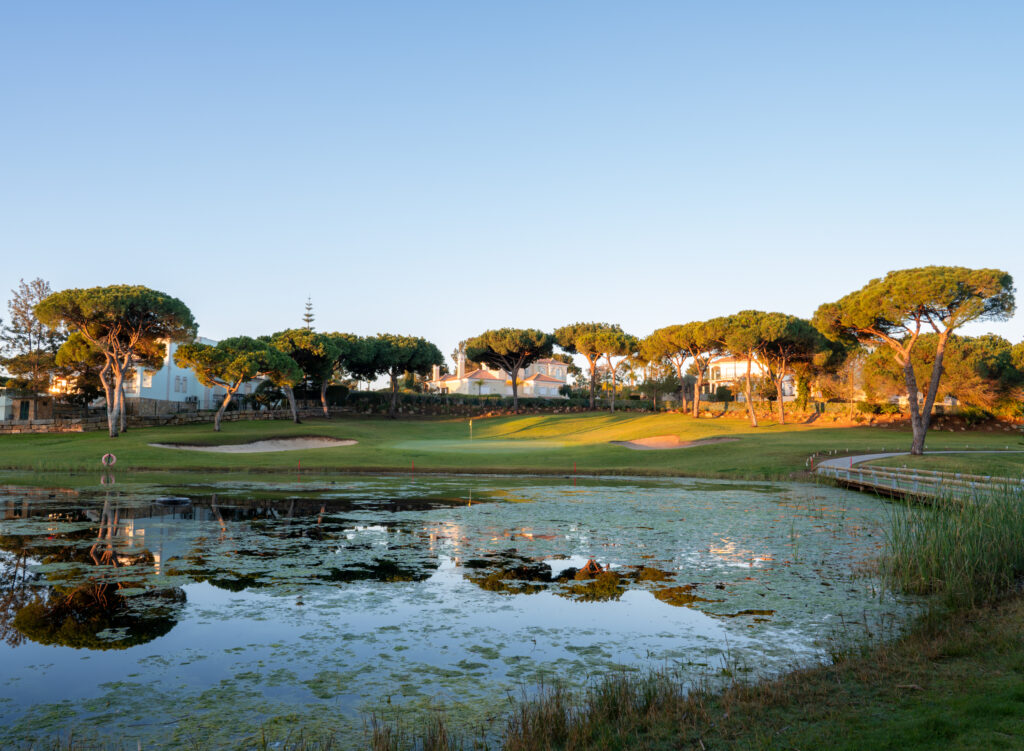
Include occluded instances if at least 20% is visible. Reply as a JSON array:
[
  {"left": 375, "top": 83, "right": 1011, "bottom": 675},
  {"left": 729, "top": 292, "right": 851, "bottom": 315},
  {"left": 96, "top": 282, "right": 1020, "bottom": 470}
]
[
  {"left": 142, "top": 371, "right": 153, "bottom": 389},
  {"left": 181, "top": 376, "right": 188, "bottom": 392},
  {"left": 174, "top": 376, "right": 180, "bottom": 393}
]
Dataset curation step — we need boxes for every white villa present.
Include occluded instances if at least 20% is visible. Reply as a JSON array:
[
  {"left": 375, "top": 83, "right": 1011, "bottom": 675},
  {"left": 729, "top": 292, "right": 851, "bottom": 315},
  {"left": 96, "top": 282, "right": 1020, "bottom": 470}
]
[
  {"left": 703, "top": 356, "right": 796, "bottom": 401},
  {"left": 118, "top": 337, "right": 264, "bottom": 413},
  {"left": 42, "top": 337, "right": 264, "bottom": 414},
  {"left": 1, "top": 336, "right": 264, "bottom": 422},
  {"left": 428, "top": 354, "right": 568, "bottom": 398}
]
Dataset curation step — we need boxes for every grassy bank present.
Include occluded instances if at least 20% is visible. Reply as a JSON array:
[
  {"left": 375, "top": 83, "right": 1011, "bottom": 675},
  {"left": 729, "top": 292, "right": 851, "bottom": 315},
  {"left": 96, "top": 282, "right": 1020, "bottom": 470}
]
[
  {"left": 869, "top": 452, "right": 1024, "bottom": 477},
  {"left": 1, "top": 412, "right": 1021, "bottom": 482},
  {"left": 471, "top": 596, "right": 1024, "bottom": 751}
]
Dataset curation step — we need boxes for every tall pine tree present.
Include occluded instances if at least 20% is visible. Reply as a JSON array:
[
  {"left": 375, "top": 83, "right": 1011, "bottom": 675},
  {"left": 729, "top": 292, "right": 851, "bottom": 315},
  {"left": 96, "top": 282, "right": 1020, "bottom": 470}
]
[
  {"left": 1, "top": 278, "right": 67, "bottom": 394},
  {"left": 302, "top": 297, "right": 315, "bottom": 330}
]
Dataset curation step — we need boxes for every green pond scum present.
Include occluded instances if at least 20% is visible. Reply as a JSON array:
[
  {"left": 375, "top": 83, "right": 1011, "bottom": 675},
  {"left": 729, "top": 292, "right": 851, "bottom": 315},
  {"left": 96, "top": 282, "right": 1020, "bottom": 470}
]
[{"left": 0, "top": 474, "right": 920, "bottom": 748}]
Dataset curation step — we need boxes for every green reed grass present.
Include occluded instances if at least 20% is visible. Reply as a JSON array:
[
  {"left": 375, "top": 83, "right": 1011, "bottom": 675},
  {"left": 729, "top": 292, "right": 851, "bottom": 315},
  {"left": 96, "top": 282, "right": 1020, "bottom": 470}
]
[{"left": 883, "top": 481, "right": 1024, "bottom": 609}]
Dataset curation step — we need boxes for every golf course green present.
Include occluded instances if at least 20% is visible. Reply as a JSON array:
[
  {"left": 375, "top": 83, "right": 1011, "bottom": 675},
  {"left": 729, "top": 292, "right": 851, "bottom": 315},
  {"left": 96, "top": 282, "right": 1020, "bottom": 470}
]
[{"left": 2, "top": 411, "right": 1021, "bottom": 482}]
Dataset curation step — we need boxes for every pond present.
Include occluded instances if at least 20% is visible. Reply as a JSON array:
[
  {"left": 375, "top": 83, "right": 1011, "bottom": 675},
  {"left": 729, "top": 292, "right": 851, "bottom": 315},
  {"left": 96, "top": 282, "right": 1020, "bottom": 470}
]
[{"left": 0, "top": 474, "right": 912, "bottom": 748}]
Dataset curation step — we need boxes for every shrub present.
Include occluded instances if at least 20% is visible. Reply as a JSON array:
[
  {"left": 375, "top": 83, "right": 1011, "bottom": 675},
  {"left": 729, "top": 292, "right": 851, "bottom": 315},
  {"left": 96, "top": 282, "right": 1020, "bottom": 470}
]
[{"left": 957, "top": 405, "right": 992, "bottom": 426}]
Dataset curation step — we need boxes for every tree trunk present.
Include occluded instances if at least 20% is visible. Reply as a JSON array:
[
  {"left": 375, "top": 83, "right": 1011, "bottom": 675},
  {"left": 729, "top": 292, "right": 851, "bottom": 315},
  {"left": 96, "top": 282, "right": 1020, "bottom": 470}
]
[
  {"left": 99, "top": 359, "right": 117, "bottom": 438},
  {"left": 111, "top": 367, "right": 125, "bottom": 438},
  {"left": 118, "top": 382, "right": 128, "bottom": 433},
  {"left": 692, "top": 370, "right": 704, "bottom": 419},
  {"left": 744, "top": 354, "right": 758, "bottom": 427},
  {"left": 587, "top": 355, "right": 599, "bottom": 410},
  {"left": 775, "top": 377, "right": 785, "bottom": 424},
  {"left": 606, "top": 355, "right": 617, "bottom": 413},
  {"left": 284, "top": 386, "right": 301, "bottom": 423},
  {"left": 774, "top": 357, "right": 788, "bottom": 425},
  {"left": 672, "top": 359, "right": 687, "bottom": 414},
  {"left": 389, "top": 373, "right": 398, "bottom": 418},
  {"left": 907, "top": 332, "right": 948, "bottom": 455},
  {"left": 902, "top": 355, "right": 926, "bottom": 455},
  {"left": 510, "top": 373, "right": 519, "bottom": 410},
  {"left": 919, "top": 333, "right": 948, "bottom": 436},
  {"left": 320, "top": 381, "right": 330, "bottom": 418},
  {"left": 214, "top": 389, "right": 234, "bottom": 432}
]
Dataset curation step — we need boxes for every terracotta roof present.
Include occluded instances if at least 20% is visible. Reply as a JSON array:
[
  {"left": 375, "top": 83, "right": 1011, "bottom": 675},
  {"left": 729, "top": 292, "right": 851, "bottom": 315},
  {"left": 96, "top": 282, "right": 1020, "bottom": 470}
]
[
  {"left": 523, "top": 373, "right": 563, "bottom": 383},
  {"left": 709, "top": 355, "right": 758, "bottom": 364},
  {"left": 439, "top": 374, "right": 457, "bottom": 382},
  {"left": 463, "top": 369, "right": 502, "bottom": 380},
  {"left": 535, "top": 358, "right": 568, "bottom": 365}
]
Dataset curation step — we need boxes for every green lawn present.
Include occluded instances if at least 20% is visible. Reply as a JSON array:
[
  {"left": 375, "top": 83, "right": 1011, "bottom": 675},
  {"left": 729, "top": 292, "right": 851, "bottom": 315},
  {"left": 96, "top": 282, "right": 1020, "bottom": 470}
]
[
  {"left": 1, "top": 412, "right": 1021, "bottom": 483},
  {"left": 868, "top": 452, "right": 1024, "bottom": 477}
]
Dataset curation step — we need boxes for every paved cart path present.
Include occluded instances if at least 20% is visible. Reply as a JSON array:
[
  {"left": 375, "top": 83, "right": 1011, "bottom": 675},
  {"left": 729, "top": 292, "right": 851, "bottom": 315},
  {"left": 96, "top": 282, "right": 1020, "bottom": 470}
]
[{"left": 817, "top": 450, "right": 1024, "bottom": 471}]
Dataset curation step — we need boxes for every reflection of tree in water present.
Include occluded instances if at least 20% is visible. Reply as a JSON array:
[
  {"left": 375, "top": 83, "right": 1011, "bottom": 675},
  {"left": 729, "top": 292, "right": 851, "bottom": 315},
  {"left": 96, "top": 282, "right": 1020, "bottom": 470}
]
[
  {"left": 13, "top": 584, "right": 184, "bottom": 650},
  {"left": 321, "top": 556, "right": 436, "bottom": 584},
  {"left": 0, "top": 544, "right": 44, "bottom": 648},
  {"left": 2, "top": 494, "right": 185, "bottom": 650},
  {"left": 167, "top": 495, "right": 439, "bottom": 591},
  {"left": 463, "top": 551, "right": 626, "bottom": 600},
  {"left": 463, "top": 552, "right": 716, "bottom": 605},
  {"left": 465, "top": 551, "right": 567, "bottom": 595},
  {"left": 560, "top": 570, "right": 626, "bottom": 602}
]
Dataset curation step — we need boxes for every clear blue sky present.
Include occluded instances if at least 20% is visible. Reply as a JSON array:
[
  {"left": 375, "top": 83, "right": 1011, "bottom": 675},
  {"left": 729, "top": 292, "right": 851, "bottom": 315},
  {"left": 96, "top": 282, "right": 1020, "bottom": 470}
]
[{"left": 2, "top": 2, "right": 1022, "bottom": 367}]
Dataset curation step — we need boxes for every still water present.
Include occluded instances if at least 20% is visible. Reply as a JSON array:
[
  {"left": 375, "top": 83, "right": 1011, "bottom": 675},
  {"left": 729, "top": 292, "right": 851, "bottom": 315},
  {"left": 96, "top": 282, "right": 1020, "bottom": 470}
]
[{"left": 0, "top": 474, "right": 910, "bottom": 747}]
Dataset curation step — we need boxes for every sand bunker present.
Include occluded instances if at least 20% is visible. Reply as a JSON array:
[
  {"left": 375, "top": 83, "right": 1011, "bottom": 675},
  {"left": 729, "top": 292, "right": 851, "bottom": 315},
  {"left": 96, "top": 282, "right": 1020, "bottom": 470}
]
[
  {"left": 610, "top": 436, "right": 739, "bottom": 451},
  {"left": 150, "top": 437, "right": 357, "bottom": 453}
]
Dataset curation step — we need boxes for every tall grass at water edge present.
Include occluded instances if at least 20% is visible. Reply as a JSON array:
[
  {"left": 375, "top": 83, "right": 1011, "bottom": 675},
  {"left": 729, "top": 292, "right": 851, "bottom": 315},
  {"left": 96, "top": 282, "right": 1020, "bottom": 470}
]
[
  {"left": 882, "top": 480, "right": 1024, "bottom": 610},
  {"left": 368, "top": 671, "right": 727, "bottom": 751}
]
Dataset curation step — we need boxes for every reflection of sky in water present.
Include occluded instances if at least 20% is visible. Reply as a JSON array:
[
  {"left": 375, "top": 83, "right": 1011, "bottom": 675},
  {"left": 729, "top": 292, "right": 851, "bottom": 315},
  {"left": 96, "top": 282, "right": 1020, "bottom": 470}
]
[{"left": 0, "top": 476, "right": 913, "bottom": 748}]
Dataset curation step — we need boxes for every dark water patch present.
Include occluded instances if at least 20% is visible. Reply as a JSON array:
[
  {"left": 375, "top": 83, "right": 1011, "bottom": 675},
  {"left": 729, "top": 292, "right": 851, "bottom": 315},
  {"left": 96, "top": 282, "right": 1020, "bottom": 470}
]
[{"left": 683, "top": 481, "right": 783, "bottom": 494}]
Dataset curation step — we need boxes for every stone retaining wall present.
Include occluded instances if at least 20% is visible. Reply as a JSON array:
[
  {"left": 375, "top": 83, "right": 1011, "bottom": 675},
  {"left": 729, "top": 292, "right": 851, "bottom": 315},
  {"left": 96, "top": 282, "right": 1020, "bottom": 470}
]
[{"left": 0, "top": 403, "right": 606, "bottom": 434}]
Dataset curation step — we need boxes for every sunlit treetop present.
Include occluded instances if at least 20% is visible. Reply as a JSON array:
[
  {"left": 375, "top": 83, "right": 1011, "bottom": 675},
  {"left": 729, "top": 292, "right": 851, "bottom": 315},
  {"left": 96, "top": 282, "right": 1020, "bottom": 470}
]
[{"left": 813, "top": 266, "right": 1015, "bottom": 346}]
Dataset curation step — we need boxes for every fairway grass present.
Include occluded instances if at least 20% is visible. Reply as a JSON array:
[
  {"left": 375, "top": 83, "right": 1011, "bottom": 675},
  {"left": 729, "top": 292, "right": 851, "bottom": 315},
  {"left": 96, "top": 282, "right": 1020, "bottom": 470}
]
[{"left": 1, "top": 412, "right": 1021, "bottom": 483}]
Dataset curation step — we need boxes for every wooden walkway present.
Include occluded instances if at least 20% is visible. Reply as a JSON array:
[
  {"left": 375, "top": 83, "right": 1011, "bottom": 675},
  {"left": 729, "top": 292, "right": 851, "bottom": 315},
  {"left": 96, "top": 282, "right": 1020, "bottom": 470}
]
[{"left": 814, "top": 451, "right": 1024, "bottom": 501}]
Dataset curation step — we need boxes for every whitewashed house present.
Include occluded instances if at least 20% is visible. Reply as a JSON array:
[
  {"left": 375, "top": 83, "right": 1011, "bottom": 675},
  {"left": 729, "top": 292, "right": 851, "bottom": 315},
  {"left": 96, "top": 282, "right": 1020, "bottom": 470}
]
[
  {"left": 428, "top": 354, "right": 568, "bottom": 398},
  {"left": 123, "top": 337, "right": 263, "bottom": 414},
  {"left": 703, "top": 356, "right": 795, "bottom": 401}
]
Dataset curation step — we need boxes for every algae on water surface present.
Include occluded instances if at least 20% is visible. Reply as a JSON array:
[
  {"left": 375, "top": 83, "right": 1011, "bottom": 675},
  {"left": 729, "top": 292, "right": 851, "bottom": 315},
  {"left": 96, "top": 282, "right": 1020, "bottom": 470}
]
[{"left": 0, "top": 474, "right": 916, "bottom": 748}]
